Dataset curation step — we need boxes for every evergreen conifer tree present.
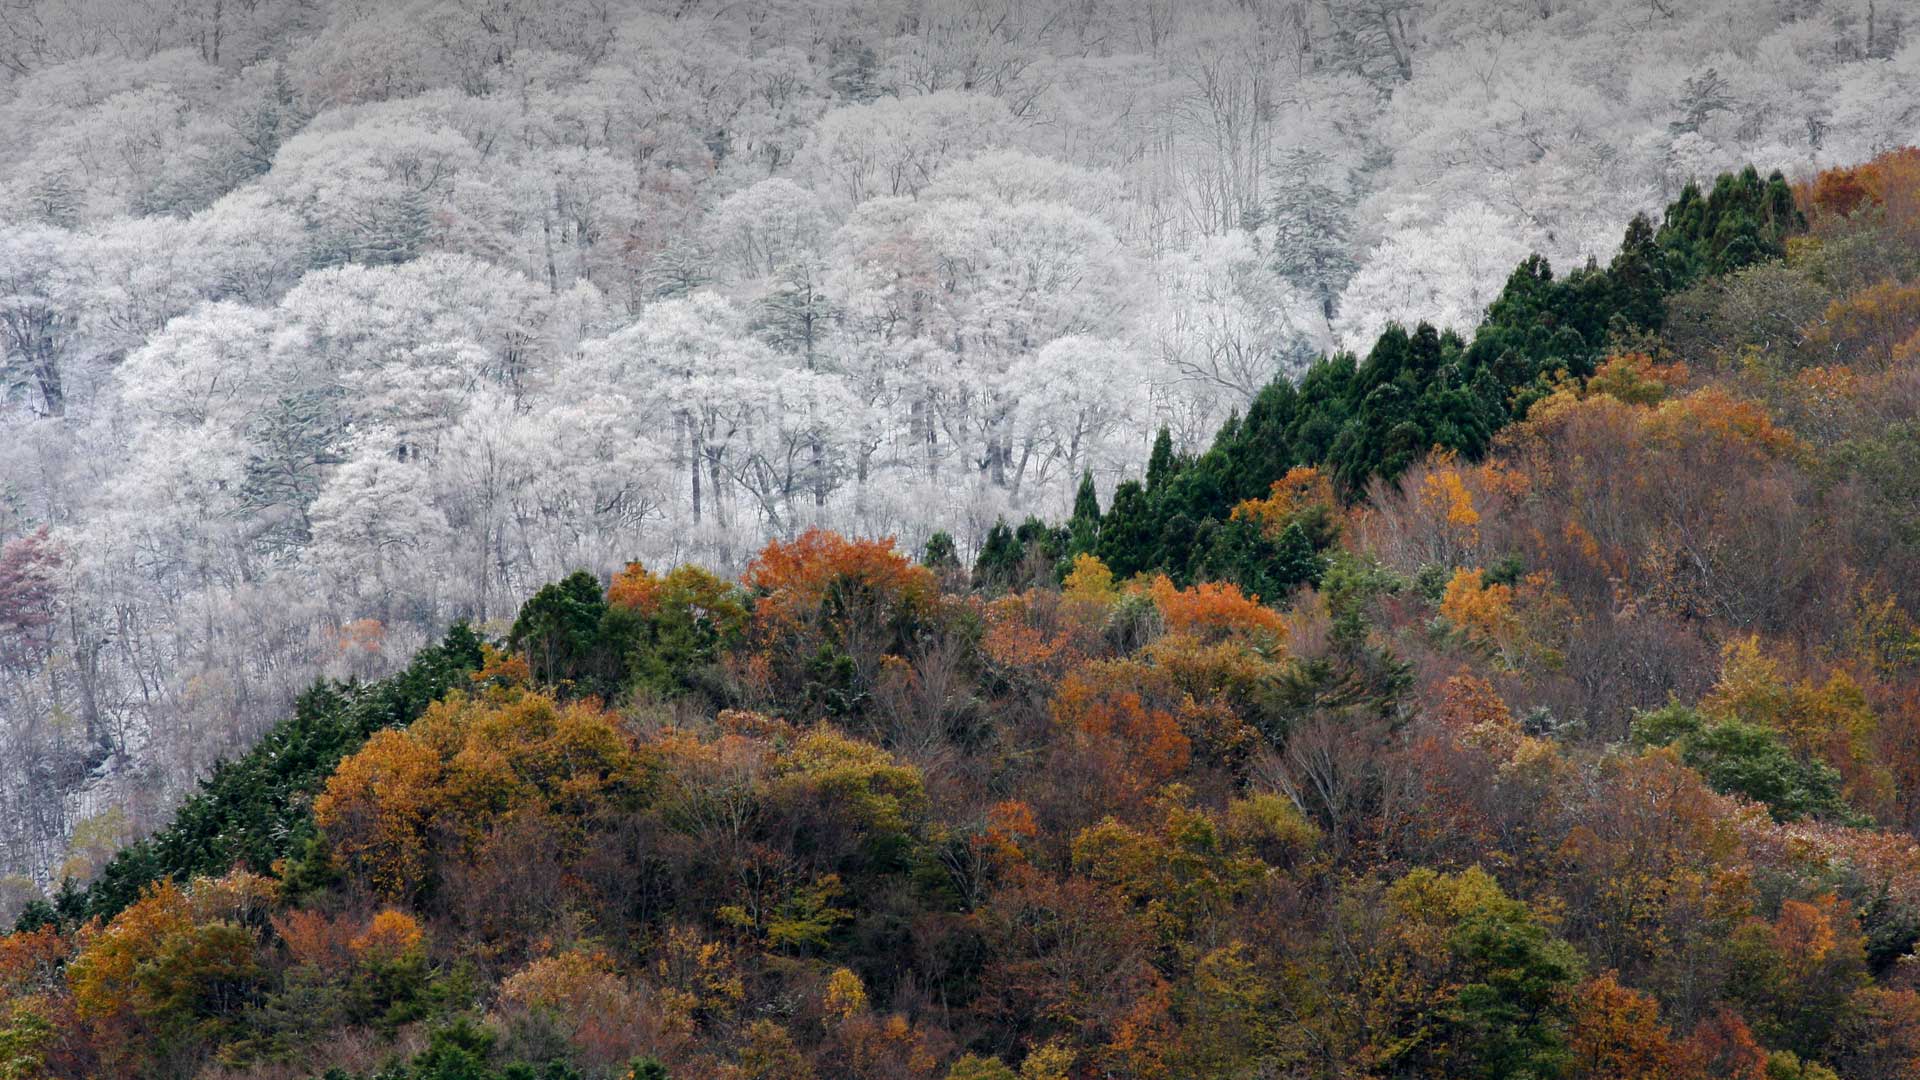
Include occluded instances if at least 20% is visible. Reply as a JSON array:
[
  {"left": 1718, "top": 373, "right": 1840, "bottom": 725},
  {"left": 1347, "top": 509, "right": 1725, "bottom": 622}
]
[
  {"left": 1096, "top": 480, "right": 1156, "bottom": 579},
  {"left": 1066, "top": 472, "right": 1102, "bottom": 557},
  {"left": 1145, "top": 427, "right": 1179, "bottom": 492},
  {"left": 922, "top": 530, "right": 960, "bottom": 571}
]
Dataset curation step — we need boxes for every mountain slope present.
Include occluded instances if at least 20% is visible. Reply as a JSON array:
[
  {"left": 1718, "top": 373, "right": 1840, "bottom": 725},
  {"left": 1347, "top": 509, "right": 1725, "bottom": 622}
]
[{"left": 6, "top": 150, "right": 1920, "bottom": 1080}]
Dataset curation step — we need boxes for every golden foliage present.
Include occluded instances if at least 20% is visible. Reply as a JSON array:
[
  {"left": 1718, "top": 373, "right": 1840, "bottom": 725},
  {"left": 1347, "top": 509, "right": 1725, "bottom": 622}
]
[
  {"left": 496, "top": 948, "right": 651, "bottom": 1067},
  {"left": 64, "top": 881, "right": 193, "bottom": 1023},
  {"left": 1357, "top": 450, "right": 1501, "bottom": 570},
  {"left": 348, "top": 909, "right": 425, "bottom": 963},
  {"left": 1806, "top": 280, "right": 1920, "bottom": 368},
  {"left": 653, "top": 925, "right": 746, "bottom": 1026},
  {"left": 1418, "top": 456, "right": 1481, "bottom": 535},
  {"left": 1587, "top": 352, "right": 1690, "bottom": 406},
  {"left": 777, "top": 727, "right": 928, "bottom": 835},
  {"left": 1645, "top": 386, "right": 1802, "bottom": 460},
  {"left": 1019, "top": 1039, "right": 1077, "bottom": 1080},
  {"left": 1432, "top": 673, "right": 1521, "bottom": 753},
  {"left": 1439, "top": 569, "right": 1570, "bottom": 671},
  {"left": 1440, "top": 568, "right": 1516, "bottom": 643},
  {"left": 823, "top": 967, "right": 868, "bottom": 1022},
  {"left": 1061, "top": 553, "right": 1117, "bottom": 603},
  {"left": 64, "top": 876, "right": 264, "bottom": 1072},
  {"left": 313, "top": 687, "right": 643, "bottom": 900},
  {"left": 1567, "top": 971, "right": 1691, "bottom": 1080},
  {"left": 1704, "top": 637, "right": 1892, "bottom": 813},
  {"left": 1230, "top": 466, "right": 1335, "bottom": 536}
]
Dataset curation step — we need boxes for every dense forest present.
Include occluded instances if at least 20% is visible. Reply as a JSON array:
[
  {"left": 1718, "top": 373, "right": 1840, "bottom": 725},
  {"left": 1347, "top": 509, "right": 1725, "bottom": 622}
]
[
  {"left": 2, "top": 0, "right": 1918, "bottom": 897},
  {"left": 2, "top": 147, "right": 1919, "bottom": 1079}
]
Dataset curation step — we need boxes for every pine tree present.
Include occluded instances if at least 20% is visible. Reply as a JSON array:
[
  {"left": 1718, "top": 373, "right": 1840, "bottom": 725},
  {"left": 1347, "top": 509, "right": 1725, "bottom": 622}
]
[
  {"left": 628, "top": 1059, "right": 671, "bottom": 1080},
  {"left": 1153, "top": 512, "right": 1199, "bottom": 582},
  {"left": 241, "top": 391, "right": 347, "bottom": 556},
  {"left": 648, "top": 237, "right": 709, "bottom": 299},
  {"left": 370, "top": 184, "right": 434, "bottom": 265},
  {"left": 1013, "top": 516, "right": 1065, "bottom": 565},
  {"left": 1670, "top": 68, "right": 1731, "bottom": 136},
  {"left": 1072, "top": 471, "right": 1101, "bottom": 523},
  {"left": 1655, "top": 167, "right": 1801, "bottom": 287},
  {"left": 225, "top": 65, "right": 308, "bottom": 184},
  {"left": 1269, "top": 148, "right": 1358, "bottom": 322},
  {"left": 752, "top": 259, "right": 833, "bottom": 363}
]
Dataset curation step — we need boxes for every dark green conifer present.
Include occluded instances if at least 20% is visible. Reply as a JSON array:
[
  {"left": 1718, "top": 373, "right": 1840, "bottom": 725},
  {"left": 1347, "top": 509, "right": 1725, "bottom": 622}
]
[
  {"left": 1145, "top": 427, "right": 1179, "bottom": 492},
  {"left": 972, "top": 520, "right": 1021, "bottom": 591},
  {"left": 509, "top": 571, "right": 612, "bottom": 690},
  {"left": 1066, "top": 471, "right": 1102, "bottom": 558},
  {"left": 1095, "top": 480, "right": 1156, "bottom": 579},
  {"left": 922, "top": 530, "right": 960, "bottom": 571}
]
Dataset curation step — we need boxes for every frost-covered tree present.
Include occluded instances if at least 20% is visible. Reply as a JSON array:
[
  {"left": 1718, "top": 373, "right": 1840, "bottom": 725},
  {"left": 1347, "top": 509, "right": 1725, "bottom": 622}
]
[
  {"left": 1267, "top": 148, "right": 1358, "bottom": 324},
  {"left": 804, "top": 91, "right": 1012, "bottom": 205},
  {"left": 1335, "top": 202, "right": 1534, "bottom": 347},
  {"left": 0, "top": 0, "right": 1912, "bottom": 896},
  {"left": 306, "top": 435, "right": 454, "bottom": 621},
  {"left": 1007, "top": 335, "right": 1154, "bottom": 495},
  {"left": 581, "top": 293, "right": 784, "bottom": 529},
  {"left": 1153, "top": 228, "right": 1324, "bottom": 404},
  {"left": 706, "top": 178, "right": 828, "bottom": 285},
  {"left": 0, "top": 226, "right": 84, "bottom": 416}
]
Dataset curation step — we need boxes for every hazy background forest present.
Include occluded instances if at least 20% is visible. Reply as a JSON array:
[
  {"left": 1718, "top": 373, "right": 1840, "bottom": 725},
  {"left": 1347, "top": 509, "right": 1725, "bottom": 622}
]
[{"left": 0, "top": 0, "right": 1914, "bottom": 899}]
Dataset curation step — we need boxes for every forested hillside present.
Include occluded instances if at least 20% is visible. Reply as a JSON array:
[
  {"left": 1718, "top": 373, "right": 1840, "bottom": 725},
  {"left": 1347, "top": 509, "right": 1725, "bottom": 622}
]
[
  {"left": 1, "top": 0, "right": 1917, "bottom": 894},
  {"left": 4, "top": 150, "right": 1920, "bottom": 1079}
]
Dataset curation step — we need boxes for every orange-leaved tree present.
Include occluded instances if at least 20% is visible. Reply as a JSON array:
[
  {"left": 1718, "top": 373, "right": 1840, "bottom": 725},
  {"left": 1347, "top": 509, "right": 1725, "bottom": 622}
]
[
  {"left": 1141, "top": 575, "right": 1287, "bottom": 645},
  {"left": 742, "top": 529, "right": 939, "bottom": 713},
  {"left": 65, "top": 872, "right": 274, "bottom": 1075},
  {"left": 606, "top": 559, "right": 750, "bottom": 697},
  {"left": 1566, "top": 971, "right": 1697, "bottom": 1080},
  {"left": 1230, "top": 466, "right": 1337, "bottom": 537},
  {"left": 313, "top": 686, "right": 646, "bottom": 904},
  {"left": 1051, "top": 660, "right": 1193, "bottom": 802}
]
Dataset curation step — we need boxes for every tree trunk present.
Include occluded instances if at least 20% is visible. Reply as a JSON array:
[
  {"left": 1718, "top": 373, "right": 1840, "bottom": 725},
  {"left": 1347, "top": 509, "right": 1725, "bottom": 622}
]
[
  {"left": 811, "top": 436, "right": 826, "bottom": 508},
  {"left": 541, "top": 188, "right": 560, "bottom": 294},
  {"left": 707, "top": 444, "right": 728, "bottom": 529},
  {"left": 29, "top": 325, "right": 62, "bottom": 417},
  {"left": 682, "top": 412, "right": 703, "bottom": 525}
]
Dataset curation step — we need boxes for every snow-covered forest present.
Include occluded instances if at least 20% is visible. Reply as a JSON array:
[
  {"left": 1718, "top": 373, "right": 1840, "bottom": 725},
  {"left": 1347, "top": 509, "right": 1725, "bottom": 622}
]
[{"left": 0, "top": 0, "right": 1914, "bottom": 895}]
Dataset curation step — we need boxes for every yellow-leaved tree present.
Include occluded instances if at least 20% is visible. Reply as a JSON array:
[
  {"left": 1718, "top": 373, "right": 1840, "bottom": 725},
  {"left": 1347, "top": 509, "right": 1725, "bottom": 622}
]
[{"left": 313, "top": 686, "right": 647, "bottom": 904}]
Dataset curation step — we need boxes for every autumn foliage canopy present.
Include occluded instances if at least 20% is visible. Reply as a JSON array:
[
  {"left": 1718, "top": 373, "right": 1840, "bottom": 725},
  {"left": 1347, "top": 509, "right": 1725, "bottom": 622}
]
[{"left": 11, "top": 153, "right": 1920, "bottom": 1080}]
